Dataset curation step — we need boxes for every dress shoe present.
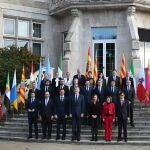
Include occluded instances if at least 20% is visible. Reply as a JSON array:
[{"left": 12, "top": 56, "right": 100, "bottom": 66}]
[
  {"left": 131, "top": 123, "right": 135, "bottom": 127},
  {"left": 56, "top": 137, "right": 60, "bottom": 140},
  {"left": 124, "top": 139, "right": 128, "bottom": 142},
  {"left": 47, "top": 136, "right": 51, "bottom": 140},
  {"left": 117, "top": 138, "right": 122, "bottom": 142},
  {"left": 62, "top": 137, "right": 66, "bottom": 140},
  {"left": 77, "top": 138, "right": 80, "bottom": 141},
  {"left": 35, "top": 136, "right": 38, "bottom": 139},
  {"left": 27, "top": 135, "right": 32, "bottom": 139},
  {"left": 90, "top": 137, "right": 94, "bottom": 141},
  {"left": 42, "top": 136, "right": 46, "bottom": 139}
]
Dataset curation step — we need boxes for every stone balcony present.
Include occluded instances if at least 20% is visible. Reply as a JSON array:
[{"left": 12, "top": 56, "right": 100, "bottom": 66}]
[{"left": 49, "top": 0, "right": 150, "bottom": 15}]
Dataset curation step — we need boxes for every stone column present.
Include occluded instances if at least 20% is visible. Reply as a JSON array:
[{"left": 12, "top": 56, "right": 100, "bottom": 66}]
[
  {"left": 63, "top": 8, "right": 81, "bottom": 76},
  {"left": 127, "top": 6, "right": 141, "bottom": 77},
  {"left": 0, "top": 8, "right": 3, "bottom": 47}
]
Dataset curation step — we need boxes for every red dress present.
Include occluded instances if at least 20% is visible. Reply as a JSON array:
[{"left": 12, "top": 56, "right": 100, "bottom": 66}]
[
  {"left": 102, "top": 102, "right": 115, "bottom": 141},
  {"left": 0, "top": 102, "right": 3, "bottom": 121}
]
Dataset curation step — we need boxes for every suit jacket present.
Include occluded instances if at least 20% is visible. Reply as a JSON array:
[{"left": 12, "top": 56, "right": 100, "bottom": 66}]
[
  {"left": 28, "top": 88, "right": 40, "bottom": 100},
  {"left": 107, "top": 75, "right": 120, "bottom": 88},
  {"left": 106, "top": 86, "right": 119, "bottom": 104},
  {"left": 93, "top": 86, "right": 106, "bottom": 104},
  {"left": 55, "top": 96, "right": 68, "bottom": 117},
  {"left": 26, "top": 98, "right": 39, "bottom": 119},
  {"left": 121, "top": 77, "right": 134, "bottom": 89},
  {"left": 40, "top": 85, "right": 55, "bottom": 99},
  {"left": 52, "top": 78, "right": 60, "bottom": 88},
  {"left": 96, "top": 78, "right": 106, "bottom": 88},
  {"left": 40, "top": 98, "right": 54, "bottom": 119},
  {"left": 56, "top": 84, "right": 69, "bottom": 96},
  {"left": 73, "top": 74, "right": 86, "bottom": 87},
  {"left": 69, "top": 94, "right": 84, "bottom": 117},
  {"left": 123, "top": 86, "right": 135, "bottom": 106},
  {"left": 69, "top": 85, "right": 82, "bottom": 95},
  {"left": 116, "top": 99, "right": 129, "bottom": 120}
]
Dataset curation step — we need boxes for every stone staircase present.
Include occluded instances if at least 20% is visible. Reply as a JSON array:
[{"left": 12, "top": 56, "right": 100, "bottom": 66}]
[{"left": 0, "top": 100, "right": 150, "bottom": 145}]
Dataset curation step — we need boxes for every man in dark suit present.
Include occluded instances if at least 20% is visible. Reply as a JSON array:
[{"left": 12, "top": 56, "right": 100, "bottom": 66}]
[
  {"left": 40, "top": 91, "right": 54, "bottom": 139},
  {"left": 70, "top": 78, "right": 82, "bottom": 95},
  {"left": 106, "top": 80, "right": 119, "bottom": 104},
  {"left": 55, "top": 89, "right": 68, "bottom": 140},
  {"left": 40, "top": 80, "right": 54, "bottom": 99},
  {"left": 26, "top": 92, "right": 39, "bottom": 139},
  {"left": 93, "top": 79, "right": 106, "bottom": 105},
  {"left": 73, "top": 68, "right": 86, "bottom": 87},
  {"left": 40, "top": 73, "right": 49, "bottom": 90},
  {"left": 121, "top": 71, "right": 134, "bottom": 89},
  {"left": 69, "top": 87, "right": 84, "bottom": 141},
  {"left": 28, "top": 82, "right": 40, "bottom": 100},
  {"left": 56, "top": 78, "right": 69, "bottom": 97},
  {"left": 82, "top": 79, "right": 93, "bottom": 125},
  {"left": 52, "top": 72, "right": 60, "bottom": 88},
  {"left": 116, "top": 92, "right": 129, "bottom": 142},
  {"left": 107, "top": 70, "right": 120, "bottom": 88},
  {"left": 123, "top": 80, "right": 135, "bottom": 127}
]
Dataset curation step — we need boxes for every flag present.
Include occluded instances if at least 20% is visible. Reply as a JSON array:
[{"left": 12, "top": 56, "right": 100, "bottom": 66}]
[
  {"left": 130, "top": 58, "right": 137, "bottom": 93},
  {"left": 46, "top": 55, "right": 51, "bottom": 80},
  {"left": 58, "top": 53, "right": 63, "bottom": 78},
  {"left": 30, "top": 61, "right": 34, "bottom": 82},
  {"left": 85, "top": 47, "right": 92, "bottom": 78},
  {"left": 137, "top": 64, "right": 146, "bottom": 102},
  {"left": 10, "top": 69, "right": 18, "bottom": 111},
  {"left": 19, "top": 65, "right": 25, "bottom": 105},
  {"left": 37, "top": 61, "right": 42, "bottom": 90},
  {"left": 5, "top": 72, "right": 10, "bottom": 100},
  {"left": 146, "top": 63, "right": 150, "bottom": 91},
  {"left": 93, "top": 51, "right": 98, "bottom": 84},
  {"left": 120, "top": 53, "right": 127, "bottom": 80}
]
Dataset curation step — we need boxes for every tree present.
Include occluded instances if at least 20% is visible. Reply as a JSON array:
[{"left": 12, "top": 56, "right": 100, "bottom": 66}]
[{"left": 0, "top": 46, "right": 41, "bottom": 93}]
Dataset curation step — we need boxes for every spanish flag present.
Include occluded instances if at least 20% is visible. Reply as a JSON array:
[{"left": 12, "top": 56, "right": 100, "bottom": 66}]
[
  {"left": 10, "top": 69, "right": 18, "bottom": 111},
  {"left": 120, "top": 53, "right": 127, "bottom": 80},
  {"left": 93, "top": 51, "right": 98, "bottom": 84},
  {"left": 19, "top": 65, "right": 25, "bottom": 105},
  {"left": 85, "top": 47, "right": 92, "bottom": 78}
]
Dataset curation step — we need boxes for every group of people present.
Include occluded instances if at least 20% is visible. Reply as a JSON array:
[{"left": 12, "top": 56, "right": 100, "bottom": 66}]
[{"left": 26, "top": 69, "right": 135, "bottom": 142}]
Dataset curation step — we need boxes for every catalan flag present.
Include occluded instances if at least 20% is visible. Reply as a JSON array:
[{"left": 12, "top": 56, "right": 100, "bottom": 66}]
[
  {"left": 30, "top": 61, "right": 34, "bottom": 82},
  {"left": 10, "top": 69, "right": 18, "bottom": 111},
  {"left": 93, "top": 51, "right": 98, "bottom": 84},
  {"left": 120, "top": 53, "right": 127, "bottom": 80},
  {"left": 19, "top": 65, "right": 25, "bottom": 105},
  {"left": 85, "top": 47, "right": 92, "bottom": 78}
]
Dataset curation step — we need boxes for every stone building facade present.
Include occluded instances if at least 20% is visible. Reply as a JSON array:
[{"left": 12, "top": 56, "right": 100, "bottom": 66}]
[{"left": 1, "top": 0, "right": 150, "bottom": 78}]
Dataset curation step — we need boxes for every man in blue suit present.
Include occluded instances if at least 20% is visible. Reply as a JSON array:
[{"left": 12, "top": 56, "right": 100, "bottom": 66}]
[
  {"left": 82, "top": 79, "right": 93, "bottom": 125},
  {"left": 54, "top": 89, "right": 68, "bottom": 140},
  {"left": 26, "top": 92, "right": 39, "bottom": 139},
  {"left": 69, "top": 87, "right": 84, "bottom": 141}
]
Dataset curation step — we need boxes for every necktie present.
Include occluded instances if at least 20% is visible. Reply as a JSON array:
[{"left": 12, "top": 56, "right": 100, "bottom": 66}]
[
  {"left": 75, "top": 94, "right": 78, "bottom": 102},
  {"left": 99, "top": 86, "right": 101, "bottom": 93},
  {"left": 128, "top": 86, "right": 130, "bottom": 91}
]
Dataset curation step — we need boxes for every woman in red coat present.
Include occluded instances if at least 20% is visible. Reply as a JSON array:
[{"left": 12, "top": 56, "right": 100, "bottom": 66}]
[{"left": 102, "top": 96, "right": 115, "bottom": 142}]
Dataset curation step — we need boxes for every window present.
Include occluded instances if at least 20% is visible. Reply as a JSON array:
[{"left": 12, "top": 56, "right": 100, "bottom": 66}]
[
  {"left": 18, "top": 20, "right": 29, "bottom": 37},
  {"left": 92, "top": 27, "right": 117, "bottom": 40},
  {"left": 4, "top": 39, "right": 15, "bottom": 47},
  {"left": 33, "top": 23, "right": 42, "bottom": 38},
  {"left": 4, "top": 18, "right": 15, "bottom": 36},
  {"left": 18, "top": 40, "right": 29, "bottom": 48},
  {"left": 33, "top": 43, "right": 41, "bottom": 56}
]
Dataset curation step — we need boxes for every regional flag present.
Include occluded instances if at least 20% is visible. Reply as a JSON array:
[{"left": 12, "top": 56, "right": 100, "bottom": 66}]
[
  {"left": 37, "top": 61, "right": 42, "bottom": 90},
  {"left": 120, "top": 53, "right": 127, "bottom": 80},
  {"left": 46, "top": 55, "right": 51, "bottom": 80},
  {"left": 93, "top": 51, "right": 98, "bottom": 84},
  {"left": 19, "top": 65, "right": 25, "bottom": 105},
  {"left": 58, "top": 53, "right": 63, "bottom": 78},
  {"left": 5, "top": 72, "right": 10, "bottom": 100},
  {"left": 85, "top": 47, "right": 92, "bottom": 78},
  {"left": 10, "top": 69, "right": 18, "bottom": 111},
  {"left": 30, "top": 61, "right": 34, "bottom": 82}
]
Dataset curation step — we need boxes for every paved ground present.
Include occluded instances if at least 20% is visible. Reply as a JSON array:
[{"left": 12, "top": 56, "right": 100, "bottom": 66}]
[{"left": 0, "top": 140, "right": 150, "bottom": 150}]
